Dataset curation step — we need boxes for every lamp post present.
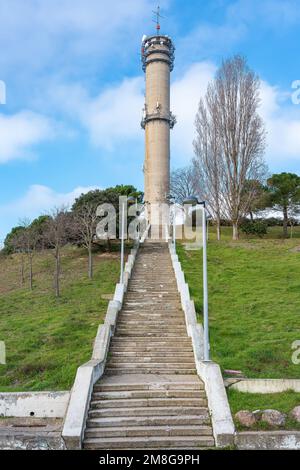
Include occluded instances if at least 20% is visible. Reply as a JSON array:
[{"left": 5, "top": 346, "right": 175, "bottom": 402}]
[
  {"left": 183, "top": 196, "right": 210, "bottom": 361},
  {"left": 166, "top": 194, "right": 176, "bottom": 249},
  {"left": 120, "top": 196, "right": 135, "bottom": 283}
]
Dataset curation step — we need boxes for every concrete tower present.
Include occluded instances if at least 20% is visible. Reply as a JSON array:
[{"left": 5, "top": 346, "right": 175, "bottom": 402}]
[{"left": 141, "top": 22, "right": 176, "bottom": 226}]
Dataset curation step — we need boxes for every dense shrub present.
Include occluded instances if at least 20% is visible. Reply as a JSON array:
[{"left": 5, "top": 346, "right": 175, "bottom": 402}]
[{"left": 240, "top": 220, "right": 268, "bottom": 238}]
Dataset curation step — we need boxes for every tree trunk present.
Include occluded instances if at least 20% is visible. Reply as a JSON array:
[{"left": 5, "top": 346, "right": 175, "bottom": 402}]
[
  {"left": 249, "top": 211, "right": 254, "bottom": 222},
  {"left": 216, "top": 217, "right": 221, "bottom": 241},
  {"left": 20, "top": 256, "right": 25, "bottom": 287},
  {"left": 29, "top": 255, "right": 33, "bottom": 290},
  {"left": 232, "top": 221, "right": 239, "bottom": 240},
  {"left": 88, "top": 244, "right": 93, "bottom": 279},
  {"left": 55, "top": 250, "right": 60, "bottom": 298},
  {"left": 283, "top": 206, "right": 288, "bottom": 237}
]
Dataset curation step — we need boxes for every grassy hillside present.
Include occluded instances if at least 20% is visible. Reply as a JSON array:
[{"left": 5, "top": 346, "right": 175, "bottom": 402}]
[
  {"left": 0, "top": 245, "right": 120, "bottom": 391},
  {"left": 177, "top": 227, "right": 300, "bottom": 379}
]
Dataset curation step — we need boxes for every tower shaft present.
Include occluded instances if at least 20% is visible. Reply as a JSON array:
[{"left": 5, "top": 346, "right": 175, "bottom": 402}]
[{"left": 141, "top": 35, "right": 175, "bottom": 224}]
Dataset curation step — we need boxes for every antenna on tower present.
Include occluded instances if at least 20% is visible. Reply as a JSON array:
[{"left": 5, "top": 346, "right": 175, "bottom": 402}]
[{"left": 152, "top": 5, "right": 164, "bottom": 35}]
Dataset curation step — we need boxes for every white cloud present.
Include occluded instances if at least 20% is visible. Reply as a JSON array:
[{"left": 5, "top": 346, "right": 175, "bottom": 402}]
[
  {"left": 228, "top": 0, "right": 300, "bottom": 29},
  {"left": 0, "top": 184, "right": 99, "bottom": 245},
  {"left": 0, "top": 111, "right": 54, "bottom": 163},
  {"left": 260, "top": 81, "right": 300, "bottom": 162},
  {"left": 47, "top": 61, "right": 216, "bottom": 163},
  {"left": 39, "top": 60, "right": 300, "bottom": 170},
  {"left": 82, "top": 78, "right": 144, "bottom": 150},
  {"left": 171, "top": 62, "right": 217, "bottom": 164},
  {"left": 48, "top": 77, "right": 145, "bottom": 151},
  {"left": 0, "top": 0, "right": 158, "bottom": 74},
  {"left": 0, "top": 184, "right": 99, "bottom": 219}
]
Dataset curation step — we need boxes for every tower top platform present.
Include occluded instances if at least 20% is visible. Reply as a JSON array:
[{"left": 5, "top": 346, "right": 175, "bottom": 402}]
[{"left": 141, "top": 35, "right": 175, "bottom": 72}]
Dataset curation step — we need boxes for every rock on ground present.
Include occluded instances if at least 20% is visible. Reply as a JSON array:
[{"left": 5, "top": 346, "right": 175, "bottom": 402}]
[
  {"left": 261, "top": 409, "right": 286, "bottom": 427},
  {"left": 235, "top": 410, "right": 257, "bottom": 428},
  {"left": 290, "top": 406, "right": 300, "bottom": 423}
]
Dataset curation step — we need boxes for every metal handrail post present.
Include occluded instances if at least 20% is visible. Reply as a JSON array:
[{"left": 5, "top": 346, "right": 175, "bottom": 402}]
[
  {"left": 202, "top": 203, "right": 210, "bottom": 361},
  {"left": 120, "top": 201, "right": 125, "bottom": 283}
]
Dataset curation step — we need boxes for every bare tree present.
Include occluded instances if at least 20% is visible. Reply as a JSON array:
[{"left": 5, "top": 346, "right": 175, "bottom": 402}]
[
  {"left": 44, "top": 207, "right": 70, "bottom": 297},
  {"left": 74, "top": 203, "right": 99, "bottom": 279},
  {"left": 194, "top": 55, "right": 266, "bottom": 240},
  {"left": 11, "top": 220, "right": 40, "bottom": 290},
  {"left": 10, "top": 229, "right": 26, "bottom": 287},
  {"left": 170, "top": 166, "right": 198, "bottom": 203},
  {"left": 193, "top": 97, "right": 224, "bottom": 240}
]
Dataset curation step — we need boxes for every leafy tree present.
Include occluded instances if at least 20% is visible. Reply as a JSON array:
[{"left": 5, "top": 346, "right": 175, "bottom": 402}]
[
  {"left": 72, "top": 185, "right": 143, "bottom": 212},
  {"left": 72, "top": 185, "right": 143, "bottom": 249},
  {"left": 3, "top": 226, "right": 25, "bottom": 255},
  {"left": 267, "top": 173, "right": 300, "bottom": 237}
]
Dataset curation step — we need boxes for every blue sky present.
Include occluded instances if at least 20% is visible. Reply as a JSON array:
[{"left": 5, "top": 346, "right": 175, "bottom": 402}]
[{"left": 1, "top": 0, "right": 300, "bottom": 243}]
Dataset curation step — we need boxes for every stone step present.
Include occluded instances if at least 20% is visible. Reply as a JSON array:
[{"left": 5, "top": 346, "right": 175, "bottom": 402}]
[
  {"left": 85, "top": 425, "right": 213, "bottom": 439},
  {"left": 122, "top": 303, "right": 182, "bottom": 308},
  {"left": 106, "top": 360, "right": 196, "bottom": 368},
  {"left": 109, "top": 351, "right": 194, "bottom": 358},
  {"left": 105, "top": 368, "right": 196, "bottom": 375},
  {"left": 116, "top": 319, "right": 185, "bottom": 326},
  {"left": 121, "top": 304, "right": 182, "bottom": 310},
  {"left": 132, "top": 273, "right": 174, "bottom": 277},
  {"left": 115, "top": 326, "right": 187, "bottom": 338},
  {"left": 125, "top": 293, "right": 179, "bottom": 298},
  {"left": 115, "top": 325, "right": 186, "bottom": 332},
  {"left": 90, "top": 397, "right": 207, "bottom": 410},
  {"left": 124, "top": 299, "right": 180, "bottom": 304},
  {"left": 86, "top": 414, "right": 209, "bottom": 428},
  {"left": 128, "top": 284, "right": 177, "bottom": 288},
  {"left": 109, "top": 348, "right": 193, "bottom": 355},
  {"left": 92, "top": 390, "right": 205, "bottom": 400},
  {"left": 120, "top": 310, "right": 183, "bottom": 315},
  {"left": 94, "top": 381, "right": 203, "bottom": 392},
  {"left": 110, "top": 338, "right": 192, "bottom": 344},
  {"left": 117, "top": 317, "right": 184, "bottom": 322},
  {"left": 107, "top": 357, "right": 195, "bottom": 364},
  {"left": 84, "top": 435, "right": 215, "bottom": 450},
  {"left": 115, "top": 321, "right": 185, "bottom": 327},
  {"left": 126, "top": 285, "right": 176, "bottom": 289},
  {"left": 110, "top": 341, "right": 193, "bottom": 348},
  {"left": 123, "top": 302, "right": 182, "bottom": 308},
  {"left": 88, "top": 405, "right": 209, "bottom": 418}
]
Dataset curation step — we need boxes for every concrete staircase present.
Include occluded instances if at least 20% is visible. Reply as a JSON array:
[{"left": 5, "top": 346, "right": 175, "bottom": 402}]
[{"left": 83, "top": 241, "right": 214, "bottom": 450}]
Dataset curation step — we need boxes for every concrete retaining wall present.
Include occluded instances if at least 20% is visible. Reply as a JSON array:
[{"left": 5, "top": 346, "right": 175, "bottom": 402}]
[
  {"left": 235, "top": 431, "right": 300, "bottom": 450},
  {"left": 0, "top": 418, "right": 65, "bottom": 450},
  {"left": 0, "top": 392, "right": 69, "bottom": 418},
  {"left": 225, "top": 378, "right": 300, "bottom": 394}
]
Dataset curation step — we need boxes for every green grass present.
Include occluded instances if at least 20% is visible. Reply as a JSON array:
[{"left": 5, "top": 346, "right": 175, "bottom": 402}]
[
  {"left": 0, "top": 245, "right": 122, "bottom": 391},
  {"left": 177, "top": 226, "right": 300, "bottom": 378},
  {"left": 228, "top": 389, "right": 300, "bottom": 430}
]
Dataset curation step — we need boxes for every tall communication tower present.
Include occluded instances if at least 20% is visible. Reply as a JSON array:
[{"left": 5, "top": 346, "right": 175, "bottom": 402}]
[{"left": 141, "top": 7, "right": 176, "bottom": 226}]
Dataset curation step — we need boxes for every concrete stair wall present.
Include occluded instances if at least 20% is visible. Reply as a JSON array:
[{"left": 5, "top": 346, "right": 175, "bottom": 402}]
[{"left": 83, "top": 241, "right": 214, "bottom": 450}]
